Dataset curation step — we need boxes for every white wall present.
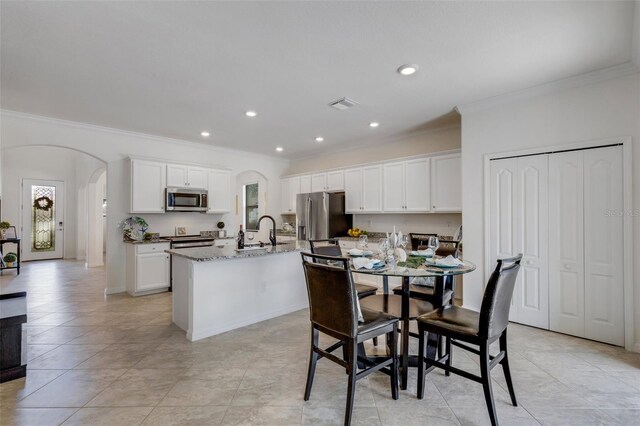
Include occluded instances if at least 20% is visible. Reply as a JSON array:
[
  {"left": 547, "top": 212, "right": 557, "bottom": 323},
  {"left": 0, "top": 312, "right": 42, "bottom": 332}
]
[
  {"left": 286, "top": 124, "right": 460, "bottom": 175},
  {"left": 459, "top": 71, "right": 640, "bottom": 348},
  {"left": 2, "top": 146, "right": 104, "bottom": 259},
  {"left": 353, "top": 213, "right": 461, "bottom": 239},
  {"left": 1, "top": 111, "right": 290, "bottom": 293}
]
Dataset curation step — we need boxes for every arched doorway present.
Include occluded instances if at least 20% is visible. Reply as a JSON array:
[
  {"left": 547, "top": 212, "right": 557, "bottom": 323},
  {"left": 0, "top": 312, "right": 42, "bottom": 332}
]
[{"left": 1, "top": 145, "right": 108, "bottom": 268}]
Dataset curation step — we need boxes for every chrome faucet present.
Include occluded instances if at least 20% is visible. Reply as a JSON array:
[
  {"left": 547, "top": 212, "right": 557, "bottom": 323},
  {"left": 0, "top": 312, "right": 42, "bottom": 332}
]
[{"left": 256, "top": 215, "right": 277, "bottom": 247}]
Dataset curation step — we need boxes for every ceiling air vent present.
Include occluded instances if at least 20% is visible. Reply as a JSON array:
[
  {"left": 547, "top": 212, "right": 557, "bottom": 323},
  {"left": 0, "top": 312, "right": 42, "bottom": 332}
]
[{"left": 329, "top": 97, "right": 359, "bottom": 110}]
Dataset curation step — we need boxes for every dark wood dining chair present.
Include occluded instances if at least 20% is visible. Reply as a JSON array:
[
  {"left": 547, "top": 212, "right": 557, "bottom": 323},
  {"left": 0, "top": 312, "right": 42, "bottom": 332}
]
[
  {"left": 392, "top": 239, "right": 461, "bottom": 304},
  {"left": 409, "top": 233, "right": 438, "bottom": 251},
  {"left": 300, "top": 252, "right": 399, "bottom": 426},
  {"left": 416, "top": 254, "right": 523, "bottom": 426},
  {"left": 309, "top": 239, "right": 378, "bottom": 298}
]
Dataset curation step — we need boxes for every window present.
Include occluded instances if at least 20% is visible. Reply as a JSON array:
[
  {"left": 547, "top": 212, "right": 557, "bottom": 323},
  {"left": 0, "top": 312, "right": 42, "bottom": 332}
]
[
  {"left": 243, "top": 182, "right": 259, "bottom": 231},
  {"left": 31, "top": 185, "right": 56, "bottom": 251}
]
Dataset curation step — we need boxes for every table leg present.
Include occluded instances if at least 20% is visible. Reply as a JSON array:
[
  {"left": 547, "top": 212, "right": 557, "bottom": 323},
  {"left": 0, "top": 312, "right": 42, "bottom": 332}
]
[{"left": 400, "top": 275, "right": 410, "bottom": 390}]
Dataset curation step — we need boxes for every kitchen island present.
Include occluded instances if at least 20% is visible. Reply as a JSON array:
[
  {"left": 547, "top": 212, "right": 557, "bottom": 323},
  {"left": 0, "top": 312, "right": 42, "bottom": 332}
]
[{"left": 167, "top": 241, "right": 309, "bottom": 341}]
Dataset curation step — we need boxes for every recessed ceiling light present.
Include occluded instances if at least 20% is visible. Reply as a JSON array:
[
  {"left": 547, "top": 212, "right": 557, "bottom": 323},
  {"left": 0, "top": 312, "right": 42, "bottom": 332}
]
[
  {"left": 276, "top": 147, "right": 284, "bottom": 152},
  {"left": 200, "top": 131, "right": 210, "bottom": 137},
  {"left": 397, "top": 64, "right": 418, "bottom": 76},
  {"left": 315, "top": 136, "right": 324, "bottom": 143},
  {"left": 369, "top": 122, "right": 380, "bottom": 128},
  {"left": 245, "top": 110, "right": 257, "bottom": 117}
]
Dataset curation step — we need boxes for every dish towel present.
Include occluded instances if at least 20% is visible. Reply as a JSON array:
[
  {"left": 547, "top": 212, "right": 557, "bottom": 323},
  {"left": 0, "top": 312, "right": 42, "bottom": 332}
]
[{"left": 353, "top": 258, "right": 383, "bottom": 270}]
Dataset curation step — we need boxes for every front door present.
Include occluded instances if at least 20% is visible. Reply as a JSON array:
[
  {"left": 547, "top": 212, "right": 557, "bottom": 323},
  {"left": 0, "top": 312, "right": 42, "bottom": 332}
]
[{"left": 22, "top": 179, "right": 64, "bottom": 261}]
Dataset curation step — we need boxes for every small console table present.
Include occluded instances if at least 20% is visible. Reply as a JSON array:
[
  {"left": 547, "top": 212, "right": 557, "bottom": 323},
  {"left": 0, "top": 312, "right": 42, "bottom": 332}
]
[
  {"left": 0, "top": 292, "right": 28, "bottom": 382},
  {"left": 0, "top": 238, "right": 20, "bottom": 275}
]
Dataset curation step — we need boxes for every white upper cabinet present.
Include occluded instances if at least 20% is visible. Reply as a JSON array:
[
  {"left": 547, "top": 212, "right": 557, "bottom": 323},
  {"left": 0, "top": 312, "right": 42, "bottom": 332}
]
[
  {"left": 310, "top": 170, "right": 344, "bottom": 192},
  {"left": 281, "top": 177, "right": 300, "bottom": 214},
  {"left": 280, "top": 151, "right": 459, "bottom": 215},
  {"left": 383, "top": 162, "right": 405, "bottom": 212},
  {"left": 405, "top": 158, "right": 431, "bottom": 211},
  {"left": 130, "top": 159, "right": 166, "bottom": 213},
  {"left": 300, "top": 175, "right": 311, "bottom": 193},
  {"left": 344, "top": 168, "right": 363, "bottom": 213},
  {"left": 383, "top": 158, "right": 430, "bottom": 213},
  {"left": 207, "top": 169, "right": 231, "bottom": 213},
  {"left": 166, "top": 164, "right": 208, "bottom": 189},
  {"left": 431, "top": 153, "right": 461, "bottom": 212},
  {"left": 327, "top": 170, "right": 345, "bottom": 191},
  {"left": 346, "top": 165, "right": 383, "bottom": 213},
  {"left": 311, "top": 173, "right": 327, "bottom": 192},
  {"left": 288, "top": 176, "right": 301, "bottom": 213},
  {"left": 280, "top": 178, "right": 291, "bottom": 214}
]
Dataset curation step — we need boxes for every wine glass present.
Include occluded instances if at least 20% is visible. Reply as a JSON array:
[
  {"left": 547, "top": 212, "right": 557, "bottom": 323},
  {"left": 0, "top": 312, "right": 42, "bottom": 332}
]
[
  {"left": 399, "top": 234, "right": 409, "bottom": 250},
  {"left": 427, "top": 236, "right": 440, "bottom": 256},
  {"left": 246, "top": 232, "right": 255, "bottom": 244},
  {"left": 357, "top": 235, "right": 368, "bottom": 250},
  {"left": 378, "top": 238, "right": 390, "bottom": 259}
]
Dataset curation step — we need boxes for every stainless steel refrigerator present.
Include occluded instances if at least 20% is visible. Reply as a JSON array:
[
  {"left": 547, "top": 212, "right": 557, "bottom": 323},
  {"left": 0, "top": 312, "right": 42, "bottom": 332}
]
[{"left": 296, "top": 192, "right": 352, "bottom": 241}]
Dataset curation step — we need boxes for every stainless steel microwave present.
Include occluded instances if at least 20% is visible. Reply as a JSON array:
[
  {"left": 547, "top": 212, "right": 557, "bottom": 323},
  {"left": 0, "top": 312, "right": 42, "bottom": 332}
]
[{"left": 166, "top": 188, "right": 208, "bottom": 212}]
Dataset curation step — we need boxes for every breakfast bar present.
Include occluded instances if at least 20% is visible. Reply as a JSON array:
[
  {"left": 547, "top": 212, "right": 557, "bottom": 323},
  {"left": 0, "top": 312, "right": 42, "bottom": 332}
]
[{"left": 167, "top": 241, "right": 309, "bottom": 341}]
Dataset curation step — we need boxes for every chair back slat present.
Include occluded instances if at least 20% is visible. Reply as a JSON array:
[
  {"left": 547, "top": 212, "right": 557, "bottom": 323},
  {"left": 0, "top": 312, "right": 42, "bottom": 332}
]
[
  {"left": 301, "top": 252, "right": 358, "bottom": 338},
  {"left": 479, "top": 254, "right": 523, "bottom": 339},
  {"left": 417, "top": 239, "right": 461, "bottom": 258},
  {"left": 309, "top": 239, "right": 342, "bottom": 258},
  {"left": 409, "top": 233, "right": 437, "bottom": 251}
]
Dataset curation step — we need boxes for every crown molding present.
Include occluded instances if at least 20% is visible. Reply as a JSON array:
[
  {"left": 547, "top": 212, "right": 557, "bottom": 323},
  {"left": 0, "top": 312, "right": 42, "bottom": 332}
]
[
  {"left": 0, "top": 109, "right": 290, "bottom": 164},
  {"left": 456, "top": 61, "right": 640, "bottom": 116}
]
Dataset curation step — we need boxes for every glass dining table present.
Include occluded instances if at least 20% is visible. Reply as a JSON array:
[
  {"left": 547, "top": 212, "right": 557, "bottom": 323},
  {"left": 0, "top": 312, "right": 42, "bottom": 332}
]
[{"left": 351, "top": 257, "right": 476, "bottom": 390}]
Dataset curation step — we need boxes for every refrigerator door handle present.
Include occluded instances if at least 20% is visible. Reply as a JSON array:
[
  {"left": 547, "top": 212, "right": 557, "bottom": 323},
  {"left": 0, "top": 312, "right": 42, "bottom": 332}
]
[{"left": 307, "top": 197, "right": 312, "bottom": 240}]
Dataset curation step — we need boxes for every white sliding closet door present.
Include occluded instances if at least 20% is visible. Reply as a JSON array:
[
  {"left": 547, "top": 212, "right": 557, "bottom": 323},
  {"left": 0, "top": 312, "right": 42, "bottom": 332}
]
[
  {"left": 515, "top": 155, "right": 549, "bottom": 328},
  {"left": 583, "top": 147, "right": 624, "bottom": 345},
  {"left": 549, "top": 152, "right": 585, "bottom": 337},
  {"left": 489, "top": 156, "right": 549, "bottom": 328}
]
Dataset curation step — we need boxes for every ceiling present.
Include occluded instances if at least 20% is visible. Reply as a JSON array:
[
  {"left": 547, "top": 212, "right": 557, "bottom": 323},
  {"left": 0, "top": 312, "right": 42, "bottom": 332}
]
[{"left": 1, "top": 1, "right": 636, "bottom": 159}]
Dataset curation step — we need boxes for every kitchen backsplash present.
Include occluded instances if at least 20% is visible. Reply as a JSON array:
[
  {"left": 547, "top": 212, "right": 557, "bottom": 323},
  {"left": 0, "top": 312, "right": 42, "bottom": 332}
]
[
  {"left": 352, "top": 213, "right": 461, "bottom": 239},
  {"left": 127, "top": 212, "right": 234, "bottom": 237}
]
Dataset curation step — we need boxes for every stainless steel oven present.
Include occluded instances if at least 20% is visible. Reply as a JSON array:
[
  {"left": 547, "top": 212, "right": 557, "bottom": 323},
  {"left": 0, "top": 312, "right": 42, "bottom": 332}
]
[{"left": 165, "top": 188, "right": 208, "bottom": 212}]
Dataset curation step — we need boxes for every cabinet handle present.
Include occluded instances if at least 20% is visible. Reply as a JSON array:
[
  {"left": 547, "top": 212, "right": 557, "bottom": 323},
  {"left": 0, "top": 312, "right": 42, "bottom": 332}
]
[
  {"left": 433, "top": 205, "right": 436, "bottom": 209},
  {"left": 525, "top": 260, "right": 533, "bottom": 265},
  {"left": 564, "top": 263, "right": 573, "bottom": 270}
]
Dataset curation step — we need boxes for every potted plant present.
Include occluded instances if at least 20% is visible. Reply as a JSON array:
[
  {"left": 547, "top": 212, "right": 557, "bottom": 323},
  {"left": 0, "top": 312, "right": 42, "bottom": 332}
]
[
  {"left": 216, "top": 221, "right": 226, "bottom": 238},
  {"left": 0, "top": 221, "right": 10, "bottom": 240},
  {"left": 3, "top": 252, "right": 17, "bottom": 267}
]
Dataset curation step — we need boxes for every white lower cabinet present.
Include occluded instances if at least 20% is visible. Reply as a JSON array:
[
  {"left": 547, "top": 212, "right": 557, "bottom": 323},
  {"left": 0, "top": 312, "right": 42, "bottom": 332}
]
[{"left": 126, "top": 243, "right": 170, "bottom": 296}]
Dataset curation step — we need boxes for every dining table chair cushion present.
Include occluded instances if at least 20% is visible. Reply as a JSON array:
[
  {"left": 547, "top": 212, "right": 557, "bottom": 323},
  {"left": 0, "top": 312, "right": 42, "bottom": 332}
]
[
  {"left": 417, "top": 306, "right": 480, "bottom": 340},
  {"left": 358, "top": 307, "right": 399, "bottom": 334},
  {"left": 359, "top": 294, "right": 435, "bottom": 320},
  {"left": 355, "top": 283, "right": 378, "bottom": 298}
]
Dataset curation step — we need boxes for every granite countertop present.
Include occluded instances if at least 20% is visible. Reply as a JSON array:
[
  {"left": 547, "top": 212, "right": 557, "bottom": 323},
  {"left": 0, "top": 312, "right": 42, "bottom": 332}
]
[
  {"left": 123, "top": 235, "right": 238, "bottom": 244},
  {"left": 123, "top": 238, "right": 171, "bottom": 245},
  {"left": 166, "top": 240, "right": 310, "bottom": 262}
]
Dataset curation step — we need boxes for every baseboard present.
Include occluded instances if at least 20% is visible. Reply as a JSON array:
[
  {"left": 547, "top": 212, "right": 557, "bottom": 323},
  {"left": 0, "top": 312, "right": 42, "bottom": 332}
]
[
  {"left": 187, "top": 302, "right": 309, "bottom": 341},
  {"left": 104, "top": 286, "right": 126, "bottom": 295}
]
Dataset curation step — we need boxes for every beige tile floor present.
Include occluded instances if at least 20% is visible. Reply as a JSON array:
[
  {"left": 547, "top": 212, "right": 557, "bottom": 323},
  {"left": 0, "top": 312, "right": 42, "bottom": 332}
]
[{"left": 1, "top": 260, "right": 639, "bottom": 425}]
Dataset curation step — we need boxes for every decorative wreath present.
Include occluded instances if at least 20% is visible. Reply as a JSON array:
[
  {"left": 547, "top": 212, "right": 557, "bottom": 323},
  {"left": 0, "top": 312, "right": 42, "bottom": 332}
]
[{"left": 34, "top": 196, "right": 54, "bottom": 211}]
